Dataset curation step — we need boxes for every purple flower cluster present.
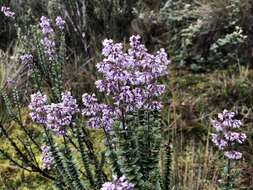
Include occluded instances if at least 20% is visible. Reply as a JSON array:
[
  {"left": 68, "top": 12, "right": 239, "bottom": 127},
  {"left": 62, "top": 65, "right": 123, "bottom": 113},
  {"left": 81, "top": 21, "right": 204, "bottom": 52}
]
[
  {"left": 39, "top": 16, "right": 53, "bottom": 34},
  {"left": 101, "top": 176, "right": 134, "bottom": 190},
  {"left": 211, "top": 110, "right": 246, "bottom": 160},
  {"left": 41, "top": 145, "right": 53, "bottom": 170},
  {"left": 82, "top": 93, "right": 116, "bottom": 131},
  {"left": 96, "top": 35, "right": 169, "bottom": 112},
  {"left": 46, "top": 91, "right": 79, "bottom": 135},
  {"left": 82, "top": 35, "right": 169, "bottom": 131},
  {"left": 41, "top": 36, "right": 56, "bottom": 60},
  {"left": 29, "top": 91, "right": 79, "bottom": 135},
  {"left": 39, "top": 16, "right": 55, "bottom": 60},
  {"left": 39, "top": 15, "right": 64, "bottom": 60},
  {"left": 29, "top": 92, "right": 47, "bottom": 124},
  {"left": 20, "top": 53, "right": 33, "bottom": 66},
  {"left": 224, "top": 151, "right": 242, "bottom": 160},
  {"left": 1, "top": 6, "right": 15, "bottom": 18},
  {"left": 55, "top": 16, "right": 65, "bottom": 29}
]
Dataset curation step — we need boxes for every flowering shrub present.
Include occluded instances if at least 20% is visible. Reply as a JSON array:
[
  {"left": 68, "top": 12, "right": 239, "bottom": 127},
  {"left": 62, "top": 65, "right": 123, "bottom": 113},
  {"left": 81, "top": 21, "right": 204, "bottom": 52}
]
[
  {"left": 97, "top": 36, "right": 168, "bottom": 110},
  {"left": 82, "top": 35, "right": 169, "bottom": 131},
  {"left": 0, "top": 3, "right": 250, "bottom": 190},
  {"left": 211, "top": 109, "right": 246, "bottom": 160},
  {"left": 25, "top": 35, "right": 170, "bottom": 189},
  {"left": 211, "top": 109, "right": 247, "bottom": 189}
]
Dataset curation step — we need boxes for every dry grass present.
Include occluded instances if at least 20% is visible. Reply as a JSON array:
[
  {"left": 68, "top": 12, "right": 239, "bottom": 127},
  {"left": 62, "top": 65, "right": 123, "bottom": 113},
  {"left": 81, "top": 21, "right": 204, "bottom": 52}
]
[{"left": 162, "top": 65, "right": 253, "bottom": 189}]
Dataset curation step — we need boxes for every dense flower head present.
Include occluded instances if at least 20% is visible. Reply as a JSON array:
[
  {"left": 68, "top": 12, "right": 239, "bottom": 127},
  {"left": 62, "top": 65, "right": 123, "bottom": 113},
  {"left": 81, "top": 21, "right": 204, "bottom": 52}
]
[
  {"left": 96, "top": 35, "right": 169, "bottom": 112},
  {"left": 41, "top": 145, "right": 53, "bottom": 170},
  {"left": 1, "top": 6, "right": 15, "bottom": 18},
  {"left": 29, "top": 92, "right": 47, "bottom": 124},
  {"left": 211, "top": 133, "right": 228, "bottom": 150},
  {"left": 39, "top": 16, "right": 53, "bottom": 34},
  {"left": 101, "top": 176, "right": 134, "bottom": 190},
  {"left": 211, "top": 109, "right": 246, "bottom": 160},
  {"left": 20, "top": 53, "right": 33, "bottom": 66},
  {"left": 224, "top": 132, "right": 247, "bottom": 143},
  {"left": 82, "top": 93, "right": 116, "bottom": 131},
  {"left": 82, "top": 35, "right": 169, "bottom": 131},
  {"left": 29, "top": 91, "right": 78, "bottom": 135},
  {"left": 61, "top": 91, "right": 79, "bottom": 115},
  {"left": 45, "top": 103, "right": 72, "bottom": 135},
  {"left": 45, "top": 91, "right": 79, "bottom": 135},
  {"left": 55, "top": 16, "right": 65, "bottom": 29}
]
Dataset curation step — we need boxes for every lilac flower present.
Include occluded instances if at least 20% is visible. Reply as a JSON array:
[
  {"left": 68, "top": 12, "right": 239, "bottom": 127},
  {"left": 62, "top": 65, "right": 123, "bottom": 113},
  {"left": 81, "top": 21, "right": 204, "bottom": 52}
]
[
  {"left": 224, "top": 151, "right": 242, "bottom": 160},
  {"left": 41, "top": 145, "right": 53, "bottom": 170},
  {"left": 147, "top": 84, "right": 166, "bottom": 96},
  {"left": 101, "top": 176, "right": 134, "bottom": 190},
  {"left": 96, "top": 35, "right": 169, "bottom": 111},
  {"left": 102, "top": 39, "right": 117, "bottom": 57},
  {"left": 28, "top": 92, "right": 47, "bottom": 124},
  {"left": 61, "top": 91, "right": 79, "bottom": 115},
  {"left": 132, "top": 88, "right": 146, "bottom": 109},
  {"left": 211, "top": 133, "right": 227, "bottom": 150},
  {"left": 211, "top": 110, "right": 246, "bottom": 160},
  {"left": 39, "top": 16, "right": 56, "bottom": 60},
  {"left": 145, "top": 101, "right": 163, "bottom": 110},
  {"left": 41, "top": 37, "right": 56, "bottom": 60},
  {"left": 1, "top": 6, "right": 15, "bottom": 18},
  {"left": 83, "top": 35, "right": 169, "bottom": 131},
  {"left": 55, "top": 16, "right": 65, "bottom": 29},
  {"left": 29, "top": 91, "right": 78, "bottom": 135},
  {"left": 224, "top": 132, "right": 247, "bottom": 144},
  {"left": 115, "top": 86, "right": 135, "bottom": 112},
  {"left": 45, "top": 103, "right": 71, "bottom": 135},
  {"left": 39, "top": 16, "right": 53, "bottom": 34},
  {"left": 218, "top": 110, "right": 235, "bottom": 120},
  {"left": 82, "top": 93, "right": 116, "bottom": 131},
  {"left": 211, "top": 119, "right": 223, "bottom": 131},
  {"left": 129, "top": 35, "right": 142, "bottom": 48},
  {"left": 45, "top": 91, "right": 79, "bottom": 135},
  {"left": 82, "top": 93, "right": 99, "bottom": 117},
  {"left": 20, "top": 53, "right": 33, "bottom": 66}
]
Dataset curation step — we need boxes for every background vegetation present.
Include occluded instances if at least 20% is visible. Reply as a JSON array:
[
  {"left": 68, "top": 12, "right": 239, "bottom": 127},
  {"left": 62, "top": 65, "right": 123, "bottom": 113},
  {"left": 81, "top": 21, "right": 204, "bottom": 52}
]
[{"left": 1, "top": 0, "right": 253, "bottom": 189}]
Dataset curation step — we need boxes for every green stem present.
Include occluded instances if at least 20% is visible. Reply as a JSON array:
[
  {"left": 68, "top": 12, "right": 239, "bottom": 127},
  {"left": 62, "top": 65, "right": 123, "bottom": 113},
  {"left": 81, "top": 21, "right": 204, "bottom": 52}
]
[{"left": 226, "top": 158, "right": 231, "bottom": 189}]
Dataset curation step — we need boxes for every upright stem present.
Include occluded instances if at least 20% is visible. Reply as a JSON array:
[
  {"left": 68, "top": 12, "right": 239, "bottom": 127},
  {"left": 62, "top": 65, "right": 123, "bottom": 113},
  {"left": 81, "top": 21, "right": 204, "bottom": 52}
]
[
  {"left": 121, "top": 106, "right": 126, "bottom": 131},
  {"left": 226, "top": 158, "right": 231, "bottom": 189},
  {"left": 102, "top": 127, "right": 113, "bottom": 151}
]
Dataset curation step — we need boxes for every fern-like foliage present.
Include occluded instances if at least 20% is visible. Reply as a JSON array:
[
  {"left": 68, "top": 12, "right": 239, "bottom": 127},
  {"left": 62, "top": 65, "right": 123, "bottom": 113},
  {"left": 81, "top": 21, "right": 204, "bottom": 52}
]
[
  {"left": 136, "top": 111, "right": 161, "bottom": 180},
  {"left": 113, "top": 125, "right": 144, "bottom": 189},
  {"left": 109, "top": 110, "right": 166, "bottom": 190},
  {"left": 75, "top": 126, "right": 95, "bottom": 188},
  {"left": 94, "top": 151, "right": 106, "bottom": 189},
  {"left": 161, "top": 143, "right": 172, "bottom": 190}
]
